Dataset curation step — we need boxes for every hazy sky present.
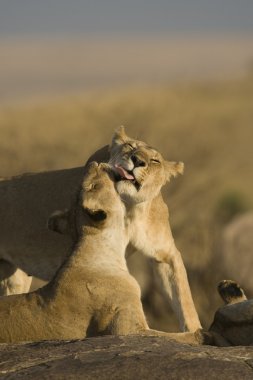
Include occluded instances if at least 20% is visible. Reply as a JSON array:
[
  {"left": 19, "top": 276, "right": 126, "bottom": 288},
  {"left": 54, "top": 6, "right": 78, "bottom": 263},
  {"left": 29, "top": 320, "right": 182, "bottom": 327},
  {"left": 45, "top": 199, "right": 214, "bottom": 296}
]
[
  {"left": 1, "top": 1, "right": 253, "bottom": 103},
  {"left": 1, "top": 0, "right": 253, "bottom": 37}
]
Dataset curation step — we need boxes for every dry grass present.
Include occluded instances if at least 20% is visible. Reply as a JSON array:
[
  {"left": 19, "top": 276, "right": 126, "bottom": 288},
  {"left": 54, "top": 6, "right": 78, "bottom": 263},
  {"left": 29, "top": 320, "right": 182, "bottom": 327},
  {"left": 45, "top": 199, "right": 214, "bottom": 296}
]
[{"left": 0, "top": 76, "right": 253, "bottom": 330}]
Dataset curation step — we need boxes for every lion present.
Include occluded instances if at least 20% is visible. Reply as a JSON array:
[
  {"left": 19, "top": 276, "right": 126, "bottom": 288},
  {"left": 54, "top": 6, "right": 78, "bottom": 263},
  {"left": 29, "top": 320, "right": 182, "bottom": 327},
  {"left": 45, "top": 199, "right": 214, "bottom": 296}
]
[
  {"left": 0, "top": 127, "right": 201, "bottom": 332},
  {"left": 0, "top": 162, "right": 204, "bottom": 344}
]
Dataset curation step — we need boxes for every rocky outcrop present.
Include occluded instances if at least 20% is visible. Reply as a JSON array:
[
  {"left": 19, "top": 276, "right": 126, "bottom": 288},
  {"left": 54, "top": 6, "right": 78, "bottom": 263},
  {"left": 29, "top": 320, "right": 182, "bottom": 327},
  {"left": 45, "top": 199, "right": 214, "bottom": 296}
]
[
  {"left": 1, "top": 335, "right": 253, "bottom": 379},
  {"left": 210, "top": 299, "right": 253, "bottom": 346}
]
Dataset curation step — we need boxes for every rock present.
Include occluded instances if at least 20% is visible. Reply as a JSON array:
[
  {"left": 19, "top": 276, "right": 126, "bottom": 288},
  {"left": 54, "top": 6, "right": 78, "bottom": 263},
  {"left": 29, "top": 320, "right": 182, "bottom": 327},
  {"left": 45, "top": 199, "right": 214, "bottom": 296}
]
[
  {"left": 209, "top": 280, "right": 253, "bottom": 346},
  {"left": 1, "top": 335, "right": 253, "bottom": 379},
  {"left": 210, "top": 300, "right": 253, "bottom": 346}
]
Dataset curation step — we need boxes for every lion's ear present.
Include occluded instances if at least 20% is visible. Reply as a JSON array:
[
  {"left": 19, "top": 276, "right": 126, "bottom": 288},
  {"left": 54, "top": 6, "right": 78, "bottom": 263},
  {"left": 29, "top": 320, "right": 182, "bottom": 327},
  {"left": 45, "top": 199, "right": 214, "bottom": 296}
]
[
  {"left": 47, "top": 209, "right": 71, "bottom": 235},
  {"left": 84, "top": 208, "right": 107, "bottom": 222},
  {"left": 164, "top": 161, "right": 184, "bottom": 182},
  {"left": 111, "top": 126, "right": 129, "bottom": 146}
]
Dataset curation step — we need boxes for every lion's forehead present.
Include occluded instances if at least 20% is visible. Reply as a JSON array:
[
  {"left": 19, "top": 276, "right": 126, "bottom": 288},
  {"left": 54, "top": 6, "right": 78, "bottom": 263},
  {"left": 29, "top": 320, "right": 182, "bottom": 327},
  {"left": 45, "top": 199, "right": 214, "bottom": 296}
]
[{"left": 129, "top": 140, "right": 163, "bottom": 159}]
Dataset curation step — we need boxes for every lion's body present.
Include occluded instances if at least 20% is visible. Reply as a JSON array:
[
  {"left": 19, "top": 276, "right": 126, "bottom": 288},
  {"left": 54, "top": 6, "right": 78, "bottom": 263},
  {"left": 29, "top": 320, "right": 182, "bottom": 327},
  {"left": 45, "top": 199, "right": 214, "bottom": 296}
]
[
  {"left": 0, "top": 249, "right": 148, "bottom": 343},
  {"left": 0, "top": 164, "right": 149, "bottom": 343},
  {"left": 0, "top": 129, "right": 201, "bottom": 332},
  {"left": 0, "top": 166, "right": 84, "bottom": 279},
  {"left": 0, "top": 145, "right": 110, "bottom": 280}
]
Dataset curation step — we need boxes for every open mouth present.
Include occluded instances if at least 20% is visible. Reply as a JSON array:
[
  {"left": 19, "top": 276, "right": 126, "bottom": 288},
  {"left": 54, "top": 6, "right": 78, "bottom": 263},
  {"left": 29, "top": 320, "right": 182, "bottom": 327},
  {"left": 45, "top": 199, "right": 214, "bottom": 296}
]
[{"left": 113, "top": 164, "right": 141, "bottom": 191}]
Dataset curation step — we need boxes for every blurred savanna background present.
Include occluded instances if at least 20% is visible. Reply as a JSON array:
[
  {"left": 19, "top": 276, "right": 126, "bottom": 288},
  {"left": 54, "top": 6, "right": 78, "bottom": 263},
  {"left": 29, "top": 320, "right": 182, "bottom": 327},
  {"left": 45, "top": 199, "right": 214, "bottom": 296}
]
[{"left": 0, "top": 0, "right": 253, "bottom": 331}]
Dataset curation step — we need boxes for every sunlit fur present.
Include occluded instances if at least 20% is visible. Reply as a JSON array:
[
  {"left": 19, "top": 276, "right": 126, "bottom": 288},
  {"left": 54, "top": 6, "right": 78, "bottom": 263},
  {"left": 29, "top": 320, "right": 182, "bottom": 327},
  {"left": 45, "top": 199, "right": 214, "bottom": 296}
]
[
  {"left": 0, "top": 163, "right": 202, "bottom": 344},
  {"left": 109, "top": 126, "right": 183, "bottom": 204},
  {"left": 0, "top": 126, "right": 200, "bottom": 332}
]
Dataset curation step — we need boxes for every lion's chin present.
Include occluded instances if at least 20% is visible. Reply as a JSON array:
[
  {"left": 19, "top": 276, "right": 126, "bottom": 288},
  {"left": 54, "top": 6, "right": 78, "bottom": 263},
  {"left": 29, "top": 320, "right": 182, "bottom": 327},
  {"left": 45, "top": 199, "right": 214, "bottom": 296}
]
[
  {"left": 116, "top": 180, "right": 137, "bottom": 193},
  {"left": 115, "top": 180, "right": 138, "bottom": 201},
  {"left": 113, "top": 167, "right": 141, "bottom": 191},
  {"left": 115, "top": 180, "right": 149, "bottom": 205}
]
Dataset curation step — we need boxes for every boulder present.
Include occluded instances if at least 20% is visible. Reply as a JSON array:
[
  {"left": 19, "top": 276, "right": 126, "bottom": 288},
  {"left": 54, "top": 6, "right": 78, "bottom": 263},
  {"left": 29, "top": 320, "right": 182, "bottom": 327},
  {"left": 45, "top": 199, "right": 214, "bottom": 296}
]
[
  {"left": 209, "top": 280, "right": 253, "bottom": 346},
  {"left": 1, "top": 335, "right": 253, "bottom": 379}
]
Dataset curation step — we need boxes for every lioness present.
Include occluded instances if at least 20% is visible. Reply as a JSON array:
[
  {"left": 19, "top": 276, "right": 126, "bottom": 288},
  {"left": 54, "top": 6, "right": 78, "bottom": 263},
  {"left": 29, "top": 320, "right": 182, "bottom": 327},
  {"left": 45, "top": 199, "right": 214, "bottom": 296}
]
[
  {"left": 0, "top": 127, "right": 201, "bottom": 332},
  {"left": 0, "top": 162, "right": 203, "bottom": 344},
  {"left": 0, "top": 162, "right": 147, "bottom": 342}
]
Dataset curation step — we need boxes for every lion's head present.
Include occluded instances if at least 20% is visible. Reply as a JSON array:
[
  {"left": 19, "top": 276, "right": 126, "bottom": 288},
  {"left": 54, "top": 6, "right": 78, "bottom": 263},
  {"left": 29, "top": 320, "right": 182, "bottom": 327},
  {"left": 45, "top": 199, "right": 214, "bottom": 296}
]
[
  {"left": 109, "top": 126, "right": 184, "bottom": 204},
  {"left": 79, "top": 161, "right": 123, "bottom": 226},
  {"left": 48, "top": 162, "right": 123, "bottom": 238}
]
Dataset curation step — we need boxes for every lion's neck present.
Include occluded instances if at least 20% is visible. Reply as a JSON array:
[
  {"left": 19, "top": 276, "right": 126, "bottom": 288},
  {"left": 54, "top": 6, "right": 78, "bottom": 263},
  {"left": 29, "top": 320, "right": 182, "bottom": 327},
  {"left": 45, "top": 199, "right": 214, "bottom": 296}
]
[
  {"left": 47, "top": 222, "right": 128, "bottom": 297},
  {"left": 73, "top": 227, "right": 128, "bottom": 269},
  {"left": 124, "top": 200, "right": 151, "bottom": 236},
  {"left": 125, "top": 199, "right": 151, "bottom": 217},
  {"left": 124, "top": 198, "right": 163, "bottom": 258}
]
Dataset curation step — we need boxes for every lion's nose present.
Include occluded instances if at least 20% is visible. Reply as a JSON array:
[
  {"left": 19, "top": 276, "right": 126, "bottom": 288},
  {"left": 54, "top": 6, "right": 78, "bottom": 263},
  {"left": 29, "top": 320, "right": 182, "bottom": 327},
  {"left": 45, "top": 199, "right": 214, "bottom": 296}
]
[{"left": 131, "top": 154, "right": 146, "bottom": 167}]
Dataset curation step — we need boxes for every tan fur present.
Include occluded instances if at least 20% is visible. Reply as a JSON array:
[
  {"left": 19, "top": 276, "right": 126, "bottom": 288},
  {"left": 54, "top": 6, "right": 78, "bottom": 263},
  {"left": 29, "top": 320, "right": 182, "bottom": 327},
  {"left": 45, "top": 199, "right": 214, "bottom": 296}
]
[
  {"left": 0, "top": 128, "right": 200, "bottom": 332},
  {"left": 0, "top": 163, "right": 203, "bottom": 345},
  {"left": 109, "top": 127, "right": 201, "bottom": 331},
  {"left": 0, "top": 261, "right": 32, "bottom": 295},
  {"left": 0, "top": 146, "right": 108, "bottom": 291}
]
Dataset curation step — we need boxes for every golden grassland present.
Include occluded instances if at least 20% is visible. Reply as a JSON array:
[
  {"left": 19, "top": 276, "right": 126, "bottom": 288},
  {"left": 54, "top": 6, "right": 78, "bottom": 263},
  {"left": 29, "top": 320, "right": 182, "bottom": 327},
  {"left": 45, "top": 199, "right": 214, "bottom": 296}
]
[{"left": 0, "top": 76, "right": 253, "bottom": 330}]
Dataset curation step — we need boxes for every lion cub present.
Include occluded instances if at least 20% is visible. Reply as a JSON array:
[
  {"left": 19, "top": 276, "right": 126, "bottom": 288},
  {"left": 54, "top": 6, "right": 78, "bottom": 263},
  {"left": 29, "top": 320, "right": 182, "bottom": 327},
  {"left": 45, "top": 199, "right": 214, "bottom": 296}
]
[{"left": 0, "top": 162, "right": 149, "bottom": 342}]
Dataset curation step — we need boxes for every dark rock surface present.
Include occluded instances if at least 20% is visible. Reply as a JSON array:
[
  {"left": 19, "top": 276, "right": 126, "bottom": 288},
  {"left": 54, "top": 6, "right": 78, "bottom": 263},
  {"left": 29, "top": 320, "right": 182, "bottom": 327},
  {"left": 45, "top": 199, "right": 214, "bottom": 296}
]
[
  {"left": 1, "top": 335, "right": 253, "bottom": 379},
  {"left": 210, "top": 300, "right": 253, "bottom": 346}
]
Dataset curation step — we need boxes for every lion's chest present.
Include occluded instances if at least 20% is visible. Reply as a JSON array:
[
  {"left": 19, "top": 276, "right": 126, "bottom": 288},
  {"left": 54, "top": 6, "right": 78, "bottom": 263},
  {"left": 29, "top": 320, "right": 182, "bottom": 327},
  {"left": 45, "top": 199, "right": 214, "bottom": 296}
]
[{"left": 125, "top": 212, "right": 156, "bottom": 258}]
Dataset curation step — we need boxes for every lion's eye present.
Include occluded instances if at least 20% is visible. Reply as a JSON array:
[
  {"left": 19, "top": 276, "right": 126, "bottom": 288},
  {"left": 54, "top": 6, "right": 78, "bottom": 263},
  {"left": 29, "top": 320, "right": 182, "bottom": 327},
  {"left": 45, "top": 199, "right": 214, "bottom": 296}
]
[
  {"left": 151, "top": 158, "right": 161, "bottom": 164},
  {"left": 126, "top": 143, "right": 134, "bottom": 150},
  {"left": 85, "top": 183, "right": 96, "bottom": 191}
]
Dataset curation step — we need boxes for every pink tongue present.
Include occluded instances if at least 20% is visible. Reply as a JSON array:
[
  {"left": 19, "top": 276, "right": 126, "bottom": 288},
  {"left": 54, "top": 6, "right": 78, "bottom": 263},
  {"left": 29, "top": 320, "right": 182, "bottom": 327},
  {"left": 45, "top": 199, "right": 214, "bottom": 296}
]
[{"left": 114, "top": 164, "right": 135, "bottom": 180}]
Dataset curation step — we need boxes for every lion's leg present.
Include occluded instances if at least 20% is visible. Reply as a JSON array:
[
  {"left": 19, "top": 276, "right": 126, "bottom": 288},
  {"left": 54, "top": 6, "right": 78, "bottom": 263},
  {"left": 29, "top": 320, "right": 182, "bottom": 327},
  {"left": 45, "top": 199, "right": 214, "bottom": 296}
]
[
  {"left": 111, "top": 303, "right": 149, "bottom": 335},
  {"left": 113, "top": 309, "right": 210, "bottom": 345},
  {"left": 153, "top": 244, "right": 201, "bottom": 332},
  {"left": 142, "top": 328, "right": 212, "bottom": 345},
  {"left": 0, "top": 259, "right": 32, "bottom": 296}
]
